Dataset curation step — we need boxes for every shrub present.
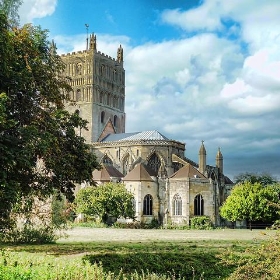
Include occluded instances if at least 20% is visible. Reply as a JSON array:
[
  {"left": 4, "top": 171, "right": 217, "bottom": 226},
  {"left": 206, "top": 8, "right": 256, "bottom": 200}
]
[
  {"left": 190, "top": 216, "right": 213, "bottom": 230},
  {"left": 0, "top": 224, "right": 57, "bottom": 244}
]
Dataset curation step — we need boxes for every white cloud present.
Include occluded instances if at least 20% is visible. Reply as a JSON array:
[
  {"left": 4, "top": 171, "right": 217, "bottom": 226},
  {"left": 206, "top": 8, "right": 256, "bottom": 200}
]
[
  {"left": 228, "top": 94, "right": 280, "bottom": 115},
  {"left": 161, "top": 1, "right": 222, "bottom": 32},
  {"left": 19, "top": 0, "right": 57, "bottom": 24},
  {"left": 220, "top": 79, "right": 251, "bottom": 99},
  {"left": 42, "top": 0, "right": 280, "bottom": 178}
]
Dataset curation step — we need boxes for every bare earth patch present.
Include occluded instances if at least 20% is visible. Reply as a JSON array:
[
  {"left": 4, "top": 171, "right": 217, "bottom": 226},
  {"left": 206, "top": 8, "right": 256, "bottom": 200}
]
[{"left": 58, "top": 227, "right": 274, "bottom": 243}]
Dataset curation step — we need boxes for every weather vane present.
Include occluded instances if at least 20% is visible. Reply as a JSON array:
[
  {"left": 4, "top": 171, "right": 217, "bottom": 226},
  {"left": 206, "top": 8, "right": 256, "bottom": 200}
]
[{"left": 85, "top": 24, "right": 89, "bottom": 50}]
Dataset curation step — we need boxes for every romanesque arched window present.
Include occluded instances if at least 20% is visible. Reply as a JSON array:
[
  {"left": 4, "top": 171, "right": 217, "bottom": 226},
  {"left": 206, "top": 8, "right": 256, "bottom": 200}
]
[
  {"left": 194, "top": 194, "right": 204, "bottom": 216},
  {"left": 143, "top": 194, "right": 153, "bottom": 215},
  {"left": 102, "top": 155, "right": 112, "bottom": 166},
  {"left": 173, "top": 194, "right": 182, "bottom": 216},
  {"left": 147, "top": 153, "right": 161, "bottom": 175}
]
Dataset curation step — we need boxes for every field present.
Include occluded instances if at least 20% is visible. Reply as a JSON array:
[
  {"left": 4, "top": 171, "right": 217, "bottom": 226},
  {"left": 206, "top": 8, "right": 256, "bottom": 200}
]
[{"left": 0, "top": 228, "right": 276, "bottom": 279}]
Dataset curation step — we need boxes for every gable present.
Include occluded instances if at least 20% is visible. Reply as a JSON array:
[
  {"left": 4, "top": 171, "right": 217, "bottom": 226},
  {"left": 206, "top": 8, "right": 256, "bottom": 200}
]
[{"left": 98, "top": 118, "right": 116, "bottom": 142}]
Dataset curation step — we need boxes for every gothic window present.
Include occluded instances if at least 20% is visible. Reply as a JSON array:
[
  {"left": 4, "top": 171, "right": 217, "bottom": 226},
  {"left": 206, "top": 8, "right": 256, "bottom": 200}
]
[
  {"left": 114, "top": 115, "right": 118, "bottom": 128},
  {"left": 194, "top": 194, "right": 204, "bottom": 216},
  {"left": 173, "top": 194, "right": 182, "bottom": 216},
  {"left": 101, "top": 64, "right": 105, "bottom": 76},
  {"left": 76, "top": 89, "right": 81, "bottom": 101},
  {"left": 101, "top": 111, "right": 105, "bottom": 123},
  {"left": 102, "top": 155, "right": 112, "bottom": 165},
  {"left": 147, "top": 153, "right": 161, "bottom": 175},
  {"left": 76, "top": 63, "right": 82, "bottom": 75},
  {"left": 99, "top": 91, "right": 103, "bottom": 103},
  {"left": 143, "top": 194, "right": 153, "bottom": 215},
  {"left": 122, "top": 155, "right": 129, "bottom": 175}
]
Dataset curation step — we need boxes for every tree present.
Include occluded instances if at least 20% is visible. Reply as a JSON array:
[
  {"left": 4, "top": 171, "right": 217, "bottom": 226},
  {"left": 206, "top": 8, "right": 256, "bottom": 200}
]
[
  {"left": 75, "top": 183, "right": 135, "bottom": 224},
  {"left": 0, "top": 0, "right": 22, "bottom": 26},
  {"left": 0, "top": 11, "right": 99, "bottom": 230},
  {"left": 220, "top": 182, "right": 280, "bottom": 229},
  {"left": 234, "top": 172, "right": 277, "bottom": 186}
]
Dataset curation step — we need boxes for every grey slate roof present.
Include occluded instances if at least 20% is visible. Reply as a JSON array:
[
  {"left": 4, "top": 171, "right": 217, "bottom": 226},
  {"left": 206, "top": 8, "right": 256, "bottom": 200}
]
[{"left": 100, "top": 130, "right": 169, "bottom": 142}]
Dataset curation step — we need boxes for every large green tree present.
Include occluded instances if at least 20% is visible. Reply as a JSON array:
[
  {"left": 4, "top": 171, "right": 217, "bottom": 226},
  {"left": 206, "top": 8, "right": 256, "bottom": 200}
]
[
  {"left": 234, "top": 172, "right": 277, "bottom": 186},
  {"left": 0, "top": 11, "right": 99, "bottom": 229},
  {"left": 220, "top": 182, "right": 280, "bottom": 229},
  {"left": 75, "top": 183, "right": 135, "bottom": 224},
  {"left": 0, "top": 0, "right": 22, "bottom": 25}
]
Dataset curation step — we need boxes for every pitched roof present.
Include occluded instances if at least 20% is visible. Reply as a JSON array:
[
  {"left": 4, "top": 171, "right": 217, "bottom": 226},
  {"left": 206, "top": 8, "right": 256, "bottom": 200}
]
[
  {"left": 100, "top": 130, "right": 169, "bottom": 142},
  {"left": 169, "top": 163, "right": 207, "bottom": 180},
  {"left": 123, "top": 163, "right": 155, "bottom": 182},
  {"left": 224, "top": 176, "right": 234, "bottom": 184},
  {"left": 92, "top": 165, "right": 124, "bottom": 182},
  {"left": 97, "top": 118, "right": 116, "bottom": 142}
]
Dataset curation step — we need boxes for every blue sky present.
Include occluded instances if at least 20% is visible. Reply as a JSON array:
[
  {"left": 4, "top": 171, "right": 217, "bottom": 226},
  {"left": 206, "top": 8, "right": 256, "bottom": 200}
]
[{"left": 19, "top": 0, "right": 280, "bottom": 180}]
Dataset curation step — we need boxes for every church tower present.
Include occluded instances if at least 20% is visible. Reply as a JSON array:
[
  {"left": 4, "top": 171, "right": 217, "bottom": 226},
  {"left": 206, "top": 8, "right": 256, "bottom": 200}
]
[
  {"left": 199, "top": 141, "right": 206, "bottom": 174},
  {"left": 61, "top": 34, "right": 126, "bottom": 143},
  {"left": 216, "top": 147, "right": 223, "bottom": 174}
]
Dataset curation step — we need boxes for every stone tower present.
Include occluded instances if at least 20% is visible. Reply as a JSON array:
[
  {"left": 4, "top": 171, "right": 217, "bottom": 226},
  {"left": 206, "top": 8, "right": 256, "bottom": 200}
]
[{"left": 61, "top": 34, "right": 126, "bottom": 143}]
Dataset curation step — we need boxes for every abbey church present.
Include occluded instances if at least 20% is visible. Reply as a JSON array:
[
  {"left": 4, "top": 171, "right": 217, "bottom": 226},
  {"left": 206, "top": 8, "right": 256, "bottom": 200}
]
[{"left": 61, "top": 35, "right": 233, "bottom": 226}]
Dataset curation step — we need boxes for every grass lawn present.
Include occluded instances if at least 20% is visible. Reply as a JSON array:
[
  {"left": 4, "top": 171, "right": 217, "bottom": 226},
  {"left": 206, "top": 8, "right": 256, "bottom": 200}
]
[{"left": 0, "top": 228, "right": 274, "bottom": 279}]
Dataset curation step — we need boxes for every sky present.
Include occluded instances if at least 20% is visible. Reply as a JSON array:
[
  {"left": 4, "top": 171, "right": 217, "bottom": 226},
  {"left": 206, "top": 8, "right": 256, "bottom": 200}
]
[{"left": 18, "top": 0, "right": 280, "bottom": 181}]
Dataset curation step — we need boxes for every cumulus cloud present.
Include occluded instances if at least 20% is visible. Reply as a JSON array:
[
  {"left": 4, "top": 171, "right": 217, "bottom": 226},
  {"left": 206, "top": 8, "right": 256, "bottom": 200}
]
[
  {"left": 24, "top": 0, "right": 279, "bottom": 178},
  {"left": 19, "top": 0, "right": 57, "bottom": 24}
]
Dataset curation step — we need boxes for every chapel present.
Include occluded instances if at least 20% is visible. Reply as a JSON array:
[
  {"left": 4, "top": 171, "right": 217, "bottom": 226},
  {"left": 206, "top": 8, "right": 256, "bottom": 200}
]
[{"left": 61, "top": 34, "right": 233, "bottom": 226}]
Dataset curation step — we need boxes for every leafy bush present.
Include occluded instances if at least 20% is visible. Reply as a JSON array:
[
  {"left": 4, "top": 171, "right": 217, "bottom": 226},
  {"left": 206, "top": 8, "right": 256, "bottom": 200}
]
[
  {"left": 190, "top": 216, "right": 213, "bottom": 230},
  {"left": 0, "top": 225, "right": 57, "bottom": 244}
]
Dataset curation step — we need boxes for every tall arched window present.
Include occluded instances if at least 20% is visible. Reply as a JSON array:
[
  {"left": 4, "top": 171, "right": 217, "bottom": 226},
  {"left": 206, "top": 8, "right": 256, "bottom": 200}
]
[
  {"left": 114, "top": 115, "right": 118, "bottom": 127},
  {"left": 76, "top": 89, "right": 81, "bottom": 101},
  {"left": 173, "top": 194, "right": 182, "bottom": 216},
  {"left": 122, "top": 154, "right": 129, "bottom": 175},
  {"left": 143, "top": 194, "right": 153, "bottom": 215},
  {"left": 147, "top": 153, "right": 161, "bottom": 175},
  {"left": 101, "top": 111, "right": 105, "bottom": 123},
  {"left": 194, "top": 194, "right": 204, "bottom": 216}
]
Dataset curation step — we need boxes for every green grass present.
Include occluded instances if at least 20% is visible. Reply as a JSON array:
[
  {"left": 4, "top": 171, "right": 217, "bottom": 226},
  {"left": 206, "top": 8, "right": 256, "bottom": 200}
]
[{"left": 0, "top": 237, "right": 260, "bottom": 279}]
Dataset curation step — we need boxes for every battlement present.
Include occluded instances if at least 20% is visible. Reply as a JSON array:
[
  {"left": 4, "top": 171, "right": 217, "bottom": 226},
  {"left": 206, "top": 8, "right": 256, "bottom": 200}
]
[
  {"left": 61, "top": 50, "right": 88, "bottom": 57},
  {"left": 61, "top": 50, "right": 117, "bottom": 62}
]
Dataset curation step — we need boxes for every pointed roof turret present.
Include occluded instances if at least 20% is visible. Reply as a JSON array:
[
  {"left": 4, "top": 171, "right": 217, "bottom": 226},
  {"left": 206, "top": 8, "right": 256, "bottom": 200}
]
[
  {"left": 199, "top": 140, "right": 206, "bottom": 174},
  {"left": 216, "top": 147, "right": 223, "bottom": 174},
  {"left": 89, "top": 33, "right": 97, "bottom": 50},
  {"left": 216, "top": 147, "right": 223, "bottom": 160},
  {"left": 199, "top": 140, "right": 206, "bottom": 155},
  {"left": 117, "top": 44, "right": 123, "bottom": 63}
]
